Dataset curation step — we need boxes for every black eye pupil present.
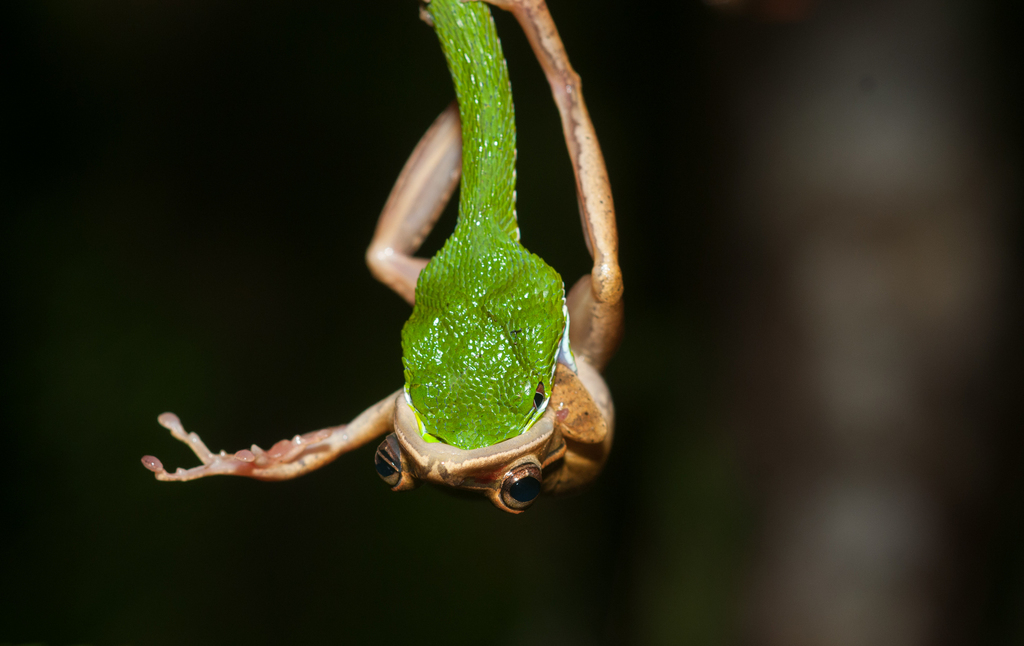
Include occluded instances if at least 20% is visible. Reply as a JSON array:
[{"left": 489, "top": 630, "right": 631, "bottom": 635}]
[
  {"left": 508, "top": 476, "right": 541, "bottom": 503},
  {"left": 533, "top": 392, "right": 544, "bottom": 408},
  {"left": 375, "top": 454, "right": 396, "bottom": 478}
]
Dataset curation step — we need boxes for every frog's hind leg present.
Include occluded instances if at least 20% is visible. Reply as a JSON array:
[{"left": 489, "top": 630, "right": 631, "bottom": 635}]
[
  {"left": 141, "top": 390, "right": 400, "bottom": 482},
  {"left": 366, "top": 101, "right": 462, "bottom": 306},
  {"left": 473, "top": 0, "right": 623, "bottom": 372}
]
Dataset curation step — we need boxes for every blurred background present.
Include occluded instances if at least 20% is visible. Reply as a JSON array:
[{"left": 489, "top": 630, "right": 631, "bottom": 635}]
[{"left": 1, "top": 0, "right": 1020, "bottom": 644}]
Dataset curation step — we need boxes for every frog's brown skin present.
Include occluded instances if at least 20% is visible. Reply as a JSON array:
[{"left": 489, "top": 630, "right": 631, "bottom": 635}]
[{"left": 142, "top": 0, "right": 622, "bottom": 513}]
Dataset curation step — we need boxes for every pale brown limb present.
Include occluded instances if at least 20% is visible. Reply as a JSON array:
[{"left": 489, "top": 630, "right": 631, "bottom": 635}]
[
  {"left": 471, "top": 0, "right": 623, "bottom": 371},
  {"left": 366, "top": 102, "right": 462, "bottom": 305},
  {"left": 546, "top": 359, "right": 615, "bottom": 495},
  {"left": 141, "top": 390, "right": 400, "bottom": 482}
]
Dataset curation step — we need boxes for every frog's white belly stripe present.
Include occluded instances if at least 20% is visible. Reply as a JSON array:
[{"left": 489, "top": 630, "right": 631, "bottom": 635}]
[{"left": 556, "top": 303, "right": 578, "bottom": 374}]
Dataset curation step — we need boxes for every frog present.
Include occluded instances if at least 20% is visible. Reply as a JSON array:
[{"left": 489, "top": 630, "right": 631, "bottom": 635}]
[{"left": 141, "top": 0, "right": 623, "bottom": 514}]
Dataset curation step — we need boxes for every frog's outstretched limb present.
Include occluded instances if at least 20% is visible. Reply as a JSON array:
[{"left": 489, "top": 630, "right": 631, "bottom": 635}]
[
  {"left": 366, "top": 101, "right": 462, "bottom": 305},
  {"left": 142, "top": 391, "right": 399, "bottom": 482},
  {"left": 467, "top": 0, "right": 623, "bottom": 372}
]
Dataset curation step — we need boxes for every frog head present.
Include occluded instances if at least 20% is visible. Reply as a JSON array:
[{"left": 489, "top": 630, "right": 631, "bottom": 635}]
[{"left": 373, "top": 361, "right": 609, "bottom": 513}]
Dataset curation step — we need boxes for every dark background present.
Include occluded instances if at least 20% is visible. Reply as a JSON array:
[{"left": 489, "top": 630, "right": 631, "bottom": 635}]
[{"left": 1, "top": 1, "right": 1020, "bottom": 644}]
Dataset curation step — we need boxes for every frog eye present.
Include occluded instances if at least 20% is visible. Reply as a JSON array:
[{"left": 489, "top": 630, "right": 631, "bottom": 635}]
[
  {"left": 532, "top": 382, "right": 545, "bottom": 409},
  {"left": 500, "top": 463, "right": 542, "bottom": 511},
  {"left": 374, "top": 433, "right": 402, "bottom": 487}
]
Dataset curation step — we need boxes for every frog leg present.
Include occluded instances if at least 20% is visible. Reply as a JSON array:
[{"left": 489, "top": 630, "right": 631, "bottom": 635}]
[
  {"left": 142, "top": 390, "right": 400, "bottom": 482},
  {"left": 544, "top": 359, "right": 615, "bottom": 496},
  {"left": 469, "top": 0, "right": 623, "bottom": 372},
  {"left": 366, "top": 101, "right": 462, "bottom": 305}
]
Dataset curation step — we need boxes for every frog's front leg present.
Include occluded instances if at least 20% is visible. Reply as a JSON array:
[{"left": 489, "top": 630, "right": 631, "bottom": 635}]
[
  {"left": 142, "top": 391, "right": 399, "bottom": 482},
  {"left": 366, "top": 101, "right": 462, "bottom": 305}
]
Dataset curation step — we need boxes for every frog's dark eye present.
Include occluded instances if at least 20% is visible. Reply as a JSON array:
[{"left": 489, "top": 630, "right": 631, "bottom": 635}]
[
  {"left": 374, "top": 433, "right": 402, "bottom": 487},
  {"left": 532, "top": 382, "right": 545, "bottom": 409},
  {"left": 500, "top": 463, "right": 542, "bottom": 511}
]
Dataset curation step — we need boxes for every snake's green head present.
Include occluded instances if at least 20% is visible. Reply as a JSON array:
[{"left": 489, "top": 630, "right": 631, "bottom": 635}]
[{"left": 400, "top": 227, "right": 567, "bottom": 450}]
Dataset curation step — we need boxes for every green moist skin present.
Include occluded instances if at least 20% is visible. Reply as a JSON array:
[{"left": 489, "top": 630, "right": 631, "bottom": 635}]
[{"left": 400, "top": 0, "right": 565, "bottom": 450}]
